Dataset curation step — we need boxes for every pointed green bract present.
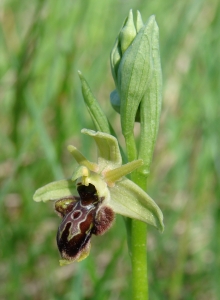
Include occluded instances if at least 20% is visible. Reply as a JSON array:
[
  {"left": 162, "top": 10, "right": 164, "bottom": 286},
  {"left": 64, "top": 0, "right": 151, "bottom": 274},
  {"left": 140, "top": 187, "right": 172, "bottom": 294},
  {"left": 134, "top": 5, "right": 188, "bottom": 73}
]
[
  {"left": 78, "top": 71, "right": 111, "bottom": 134},
  {"left": 138, "top": 19, "right": 162, "bottom": 175}
]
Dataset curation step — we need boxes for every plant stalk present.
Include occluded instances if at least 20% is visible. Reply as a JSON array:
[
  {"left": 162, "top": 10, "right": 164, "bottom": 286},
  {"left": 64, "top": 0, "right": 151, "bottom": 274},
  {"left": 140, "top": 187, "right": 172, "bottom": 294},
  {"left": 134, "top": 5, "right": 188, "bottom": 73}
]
[{"left": 125, "top": 133, "right": 148, "bottom": 300}]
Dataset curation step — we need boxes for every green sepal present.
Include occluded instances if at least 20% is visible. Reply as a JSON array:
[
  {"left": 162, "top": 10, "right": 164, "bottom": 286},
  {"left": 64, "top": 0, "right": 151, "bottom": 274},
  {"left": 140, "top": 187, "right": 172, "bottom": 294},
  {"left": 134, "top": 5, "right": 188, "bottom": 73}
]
[
  {"left": 78, "top": 71, "right": 111, "bottom": 134},
  {"left": 81, "top": 129, "right": 122, "bottom": 169},
  {"left": 109, "top": 177, "right": 164, "bottom": 232},
  {"left": 33, "top": 179, "right": 76, "bottom": 202}
]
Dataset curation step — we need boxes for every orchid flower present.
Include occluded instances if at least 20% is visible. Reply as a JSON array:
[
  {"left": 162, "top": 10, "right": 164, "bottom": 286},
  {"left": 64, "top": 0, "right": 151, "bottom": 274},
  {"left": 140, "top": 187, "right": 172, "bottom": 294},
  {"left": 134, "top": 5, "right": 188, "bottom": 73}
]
[{"left": 33, "top": 129, "right": 164, "bottom": 265}]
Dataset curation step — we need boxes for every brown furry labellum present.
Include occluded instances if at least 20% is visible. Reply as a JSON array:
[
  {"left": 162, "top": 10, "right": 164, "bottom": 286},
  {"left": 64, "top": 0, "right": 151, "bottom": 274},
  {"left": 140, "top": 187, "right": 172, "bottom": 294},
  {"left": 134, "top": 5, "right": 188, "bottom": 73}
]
[{"left": 55, "top": 183, "right": 114, "bottom": 262}]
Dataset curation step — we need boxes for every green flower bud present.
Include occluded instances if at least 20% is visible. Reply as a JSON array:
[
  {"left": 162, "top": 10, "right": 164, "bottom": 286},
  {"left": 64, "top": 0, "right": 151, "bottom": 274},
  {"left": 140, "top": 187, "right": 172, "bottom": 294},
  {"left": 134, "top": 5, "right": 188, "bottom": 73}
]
[
  {"left": 110, "top": 10, "right": 162, "bottom": 174},
  {"left": 110, "top": 11, "right": 158, "bottom": 138},
  {"left": 110, "top": 9, "right": 137, "bottom": 89},
  {"left": 119, "top": 9, "right": 136, "bottom": 55}
]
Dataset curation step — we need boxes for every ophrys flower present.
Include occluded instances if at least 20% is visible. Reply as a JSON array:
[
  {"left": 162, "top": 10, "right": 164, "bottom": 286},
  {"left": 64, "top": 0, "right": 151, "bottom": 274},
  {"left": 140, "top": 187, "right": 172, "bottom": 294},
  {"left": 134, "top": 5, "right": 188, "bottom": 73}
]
[{"left": 33, "top": 129, "right": 164, "bottom": 265}]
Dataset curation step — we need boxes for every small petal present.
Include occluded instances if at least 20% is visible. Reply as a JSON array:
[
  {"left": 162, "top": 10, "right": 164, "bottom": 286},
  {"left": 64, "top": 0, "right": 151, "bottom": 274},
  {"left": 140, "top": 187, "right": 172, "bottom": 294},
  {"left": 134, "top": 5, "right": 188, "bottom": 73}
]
[
  {"left": 67, "top": 145, "right": 99, "bottom": 172},
  {"left": 33, "top": 179, "right": 76, "bottom": 202},
  {"left": 109, "top": 178, "right": 164, "bottom": 231},
  {"left": 103, "top": 159, "right": 143, "bottom": 186}
]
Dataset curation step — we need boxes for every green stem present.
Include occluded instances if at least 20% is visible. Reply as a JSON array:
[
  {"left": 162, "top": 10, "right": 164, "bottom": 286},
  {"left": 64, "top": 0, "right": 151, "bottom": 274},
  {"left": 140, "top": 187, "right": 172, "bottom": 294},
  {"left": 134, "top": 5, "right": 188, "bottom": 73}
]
[
  {"left": 125, "top": 133, "right": 148, "bottom": 300},
  {"left": 131, "top": 220, "right": 148, "bottom": 300}
]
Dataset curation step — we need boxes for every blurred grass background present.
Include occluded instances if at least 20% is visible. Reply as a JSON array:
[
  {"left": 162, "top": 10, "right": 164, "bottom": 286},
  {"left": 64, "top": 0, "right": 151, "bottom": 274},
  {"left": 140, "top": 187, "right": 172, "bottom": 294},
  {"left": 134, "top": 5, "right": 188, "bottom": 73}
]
[{"left": 0, "top": 0, "right": 219, "bottom": 299}]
